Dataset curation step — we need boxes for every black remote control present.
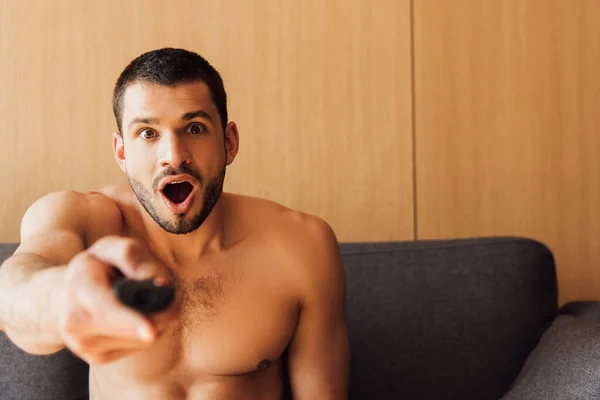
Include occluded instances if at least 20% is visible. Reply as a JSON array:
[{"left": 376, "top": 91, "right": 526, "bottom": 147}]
[{"left": 111, "top": 269, "right": 174, "bottom": 314}]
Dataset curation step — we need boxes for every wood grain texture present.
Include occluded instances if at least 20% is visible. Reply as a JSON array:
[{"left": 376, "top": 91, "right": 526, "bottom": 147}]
[
  {"left": 414, "top": 0, "right": 600, "bottom": 304},
  {"left": 0, "top": 0, "right": 414, "bottom": 243}
]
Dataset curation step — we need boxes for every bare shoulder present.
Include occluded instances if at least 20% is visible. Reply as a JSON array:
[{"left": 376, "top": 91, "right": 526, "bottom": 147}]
[
  {"left": 21, "top": 187, "right": 123, "bottom": 244},
  {"left": 278, "top": 211, "right": 343, "bottom": 278},
  {"left": 13, "top": 188, "right": 123, "bottom": 262},
  {"left": 228, "top": 193, "right": 339, "bottom": 250},
  {"left": 267, "top": 203, "right": 346, "bottom": 309},
  {"left": 274, "top": 210, "right": 340, "bottom": 257},
  {"left": 230, "top": 193, "right": 344, "bottom": 289}
]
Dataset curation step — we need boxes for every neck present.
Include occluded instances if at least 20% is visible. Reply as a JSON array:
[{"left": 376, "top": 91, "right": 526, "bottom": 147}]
[{"left": 133, "top": 193, "right": 227, "bottom": 266}]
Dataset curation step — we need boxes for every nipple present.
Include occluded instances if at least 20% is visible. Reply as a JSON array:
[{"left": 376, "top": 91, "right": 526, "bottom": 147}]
[{"left": 256, "top": 359, "right": 272, "bottom": 370}]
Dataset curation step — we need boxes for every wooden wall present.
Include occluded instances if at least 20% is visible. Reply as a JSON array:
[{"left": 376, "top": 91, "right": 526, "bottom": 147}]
[
  {"left": 1, "top": 0, "right": 599, "bottom": 304},
  {"left": 414, "top": 0, "right": 600, "bottom": 304},
  {"left": 0, "top": 0, "right": 414, "bottom": 243}
]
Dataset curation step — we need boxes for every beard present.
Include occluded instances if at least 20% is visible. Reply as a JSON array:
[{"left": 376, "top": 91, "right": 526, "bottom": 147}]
[{"left": 128, "top": 165, "right": 226, "bottom": 235}]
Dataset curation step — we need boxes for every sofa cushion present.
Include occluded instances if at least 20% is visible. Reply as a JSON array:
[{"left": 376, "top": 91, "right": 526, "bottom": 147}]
[{"left": 501, "top": 312, "right": 600, "bottom": 399}]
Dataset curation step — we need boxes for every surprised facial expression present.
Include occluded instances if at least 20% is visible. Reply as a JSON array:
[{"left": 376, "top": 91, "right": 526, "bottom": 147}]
[{"left": 113, "top": 81, "right": 236, "bottom": 234}]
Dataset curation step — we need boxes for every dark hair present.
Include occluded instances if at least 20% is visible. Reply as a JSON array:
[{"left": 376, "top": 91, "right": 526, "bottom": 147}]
[{"left": 112, "top": 47, "right": 228, "bottom": 134}]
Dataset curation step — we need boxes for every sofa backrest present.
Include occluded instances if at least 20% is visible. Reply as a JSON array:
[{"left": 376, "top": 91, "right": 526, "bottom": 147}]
[
  {"left": 341, "top": 237, "right": 557, "bottom": 400},
  {"left": 0, "top": 237, "right": 558, "bottom": 400}
]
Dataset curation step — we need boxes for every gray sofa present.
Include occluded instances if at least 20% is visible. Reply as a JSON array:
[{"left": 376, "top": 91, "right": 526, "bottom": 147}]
[{"left": 1, "top": 237, "right": 599, "bottom": 400}]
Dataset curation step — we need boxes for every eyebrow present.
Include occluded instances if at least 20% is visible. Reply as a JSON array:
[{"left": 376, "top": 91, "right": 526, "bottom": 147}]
[
  {"left": 127, "top": 110, "right": 213, "bottom": 131},
  {"left": 128, "top": 117, "right": 160, "bottom": 130},
  {"left": 182, "top": 109, "right": 213, "bottom": 123}
]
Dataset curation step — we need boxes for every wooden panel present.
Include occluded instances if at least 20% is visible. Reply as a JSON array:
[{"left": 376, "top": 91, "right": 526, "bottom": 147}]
[
  {"left": 0, "top": 0, "right": 413, "bottom": 243},
  {"left": 414, "top": 0, "right": 600, "bottom": 304}
]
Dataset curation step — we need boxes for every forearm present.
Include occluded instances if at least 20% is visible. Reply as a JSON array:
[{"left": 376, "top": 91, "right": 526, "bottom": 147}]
[{"left": 0, "top": 253, "right": 67, "bottom": 354}]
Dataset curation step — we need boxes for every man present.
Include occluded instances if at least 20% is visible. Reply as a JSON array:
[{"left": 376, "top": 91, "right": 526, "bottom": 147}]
[{"left": 0, "top": 48, "right": 350, "bottom": 399}]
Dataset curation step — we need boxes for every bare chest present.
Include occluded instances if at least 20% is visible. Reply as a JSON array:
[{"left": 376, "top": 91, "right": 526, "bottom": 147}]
[
  {"left": 170, "top": 261, "right": 299, "bottom": 374},
  {"left": 99, "top": 254, "right": 300, "bottom": 383}
]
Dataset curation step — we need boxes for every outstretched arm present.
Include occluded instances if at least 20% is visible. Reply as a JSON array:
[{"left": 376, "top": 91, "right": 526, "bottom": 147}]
[{"left": 0, "top": 190, "right": 120, "bottom": 354}]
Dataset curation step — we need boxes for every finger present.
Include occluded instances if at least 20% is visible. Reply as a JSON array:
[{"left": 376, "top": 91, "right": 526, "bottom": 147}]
[
  {"left": 90, "top": 300, "right": 156, "bottom": 343},
  {"left": 87, "top": 236, "right": 160, "bottom": 280}
]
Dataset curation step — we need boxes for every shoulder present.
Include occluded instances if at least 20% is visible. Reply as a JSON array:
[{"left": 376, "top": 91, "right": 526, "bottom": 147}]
[
  {"left": 261, "top": 203, "right": 345, "bottom": 300},
  {"left": 25, "top": 186, "right": 122, "bottom": 212},
  {"left": 277, "top": 211, "right": 340, "bottom": 257},
  {"left": 21, "top": 188, "right": 123, "bottom": 243},
  {"left": 229, "top": 193, "right": 340, "bottom": 252},
  {"left": 276, "top": 212, "right": 346, "bottom": 314},
  {"left": 228, "top": 193, "right": 340, "bottom": 249},
  {"left": 227, "top": 192, "right": 345, "bottom": 301}
]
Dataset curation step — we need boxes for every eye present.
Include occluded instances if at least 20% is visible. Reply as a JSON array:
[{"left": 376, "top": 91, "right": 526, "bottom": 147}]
[
  {"left": 139, "top": 129, "right": 156, "bottom": 139},
  {"left": 187, "top": 123, "right": 206, "bottom": 135}
]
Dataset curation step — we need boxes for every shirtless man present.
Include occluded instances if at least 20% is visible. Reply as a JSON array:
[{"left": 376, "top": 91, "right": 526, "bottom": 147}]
[{"left": 0, "top": 48, "right": 350, "bottom": 399}]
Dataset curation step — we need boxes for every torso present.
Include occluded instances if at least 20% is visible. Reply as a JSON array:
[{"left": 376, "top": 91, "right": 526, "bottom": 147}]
[{"left": 86, "top": 185, "right": 303, "bottom": 400}]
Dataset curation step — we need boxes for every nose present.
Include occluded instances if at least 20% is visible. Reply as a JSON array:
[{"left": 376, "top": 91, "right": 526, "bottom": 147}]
[{"left": 159, "top": 132, "right": 192, "bottom": 168}]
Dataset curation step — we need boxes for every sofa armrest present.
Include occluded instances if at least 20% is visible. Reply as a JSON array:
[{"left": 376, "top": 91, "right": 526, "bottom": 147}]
[
  {"left": 501, "top": 303, "right": 600, "bottom": 399},
  {"left": 559, "top": 300, "right": 600, "bottom": 320}
]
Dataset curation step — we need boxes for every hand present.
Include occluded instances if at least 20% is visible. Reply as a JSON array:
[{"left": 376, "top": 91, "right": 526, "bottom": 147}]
[{"left": 56, "top": 236, "right": 179, "bottom": 365}]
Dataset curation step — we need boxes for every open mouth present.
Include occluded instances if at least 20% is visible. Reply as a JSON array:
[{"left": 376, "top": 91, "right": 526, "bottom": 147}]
[{"left": 162, "top": 181, "right": 194, "bottom": 204}]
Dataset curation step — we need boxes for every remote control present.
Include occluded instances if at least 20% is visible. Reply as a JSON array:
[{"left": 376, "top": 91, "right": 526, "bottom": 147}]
[{"left": 111, "top": 269, "right": 174, "bottom": 314}]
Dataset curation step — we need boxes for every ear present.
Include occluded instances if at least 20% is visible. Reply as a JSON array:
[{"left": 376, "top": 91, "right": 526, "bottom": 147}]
[
  {"left": 112, "top": 132, "right": 126, "bottom": 173},
  {"left": 224, "top": 121, "right": 239, "bottom": 166}
]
